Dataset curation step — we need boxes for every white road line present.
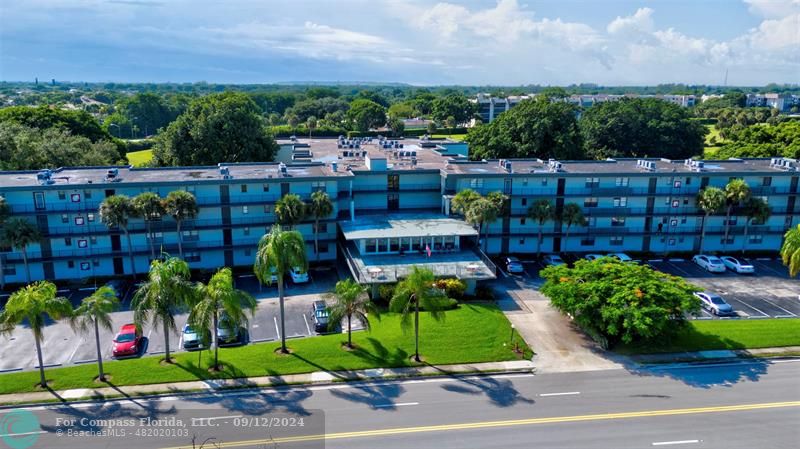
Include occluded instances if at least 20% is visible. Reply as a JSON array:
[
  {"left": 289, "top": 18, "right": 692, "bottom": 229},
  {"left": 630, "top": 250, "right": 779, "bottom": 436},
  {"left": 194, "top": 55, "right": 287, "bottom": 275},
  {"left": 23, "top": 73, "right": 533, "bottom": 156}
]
[
  {"left": 177, "top": 334, "right": 184, "bottom": 350},
  {"left": 652, "top": 440, "right": 700, "bottom": 446},
  {"left": 374, "top": 402, "right": 419, "bottom": 408},
  {"left": 273, "top": 316, "right": 281, "bottom": 337},
  {"left": 729, "top": 298, "right": 769, "bottom": 317},
  {"left": 67, "top": 337, "right": 83, "bottom": 362},
  {"left": 538, "top": 391, "right": 580, "bottom": 397},
  {"left": 0, "top": 431, "right": 47, "bottom": 438},
  {"left": 302, "top": 313, "right": 312, "bottom": 335}
]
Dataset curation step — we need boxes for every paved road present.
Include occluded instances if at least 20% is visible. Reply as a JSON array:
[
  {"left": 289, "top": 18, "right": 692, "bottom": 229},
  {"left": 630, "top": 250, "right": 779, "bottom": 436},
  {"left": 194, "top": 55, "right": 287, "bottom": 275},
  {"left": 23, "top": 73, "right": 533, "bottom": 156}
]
[{"left": 3, "top": 360, "right": 799, "bottom": 449}]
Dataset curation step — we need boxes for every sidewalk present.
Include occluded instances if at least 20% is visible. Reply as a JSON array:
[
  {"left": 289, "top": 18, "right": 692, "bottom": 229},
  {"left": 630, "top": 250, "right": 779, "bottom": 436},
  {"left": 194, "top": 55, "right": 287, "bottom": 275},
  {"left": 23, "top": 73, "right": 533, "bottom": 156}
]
[
  {"left": 629, "top": 346, "right": 800, "bottom": 364},
  {"left": 0, "top": 360, "right": 535, "bottom": 407}
]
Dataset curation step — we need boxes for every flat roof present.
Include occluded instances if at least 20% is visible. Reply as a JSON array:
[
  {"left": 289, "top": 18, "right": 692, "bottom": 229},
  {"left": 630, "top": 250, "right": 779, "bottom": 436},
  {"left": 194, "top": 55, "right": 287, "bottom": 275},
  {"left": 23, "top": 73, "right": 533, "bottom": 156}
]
[{"left": 340, "top": 214, "right": 478, "bottom": 240}]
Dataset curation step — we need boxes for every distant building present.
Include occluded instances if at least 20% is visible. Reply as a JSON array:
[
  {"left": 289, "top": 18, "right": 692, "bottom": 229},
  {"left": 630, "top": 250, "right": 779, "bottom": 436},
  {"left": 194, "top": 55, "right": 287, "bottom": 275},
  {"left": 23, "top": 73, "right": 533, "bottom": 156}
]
[
  {"left": 746, "top": 93, "right": 799, "bottom": 112},
  {"left": 473, "top": 93, "right": 533, "bottom": 123}
]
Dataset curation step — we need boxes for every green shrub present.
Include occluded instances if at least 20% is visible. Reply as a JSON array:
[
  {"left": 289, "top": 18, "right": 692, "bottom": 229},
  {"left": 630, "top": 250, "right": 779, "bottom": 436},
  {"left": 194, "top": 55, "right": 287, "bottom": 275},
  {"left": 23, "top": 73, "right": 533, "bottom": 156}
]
[
  {"left": 434, "top": 278, "right": 467, "bottom": 299},
  {"left": 124, "top": 138, "right": 155, "bottom": 152},
  {"left": 270, "top": 125, "right": 348, "bottom": 138},
  {"left": 378, "top": 283, "right": 396, "bottom": 301}
]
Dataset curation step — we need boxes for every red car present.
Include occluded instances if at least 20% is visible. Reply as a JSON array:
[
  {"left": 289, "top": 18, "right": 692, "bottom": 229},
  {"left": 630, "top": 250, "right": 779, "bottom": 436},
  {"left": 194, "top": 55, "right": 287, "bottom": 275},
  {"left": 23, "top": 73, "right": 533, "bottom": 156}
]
[{"left": 112, "top": 323, "right": 142, "bottom": 358}]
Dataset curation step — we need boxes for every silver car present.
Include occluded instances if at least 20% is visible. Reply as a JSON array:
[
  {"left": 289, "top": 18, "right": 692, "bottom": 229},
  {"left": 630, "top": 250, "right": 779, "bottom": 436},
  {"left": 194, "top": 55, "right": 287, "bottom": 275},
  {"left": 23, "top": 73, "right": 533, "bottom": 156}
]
[{"left": 694, "top": 292, "right": 735, "bottom": 316}]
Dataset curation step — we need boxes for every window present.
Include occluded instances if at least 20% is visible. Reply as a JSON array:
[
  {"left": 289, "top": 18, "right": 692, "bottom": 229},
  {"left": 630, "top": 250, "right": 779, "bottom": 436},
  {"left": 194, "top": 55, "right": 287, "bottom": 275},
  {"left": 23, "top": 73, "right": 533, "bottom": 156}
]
[
  {"left": 759, "top": 196, "right": 769, "bottom": 204},
  {"left": 611, "top": 217, "right": 626, "bottom": 226},
  {"left": 263, "top": 205, "right": 271, "bottom": 214},
  {"left": 186, "top": 185, "right": 195, "bottom": 193},
  {"left": 670, "top": 219, "right": 678, "bottom": 227},
  {"left": 84, "top": 190, "right": 92, "bottom": 199},
  {"left": 90, "top": 236, "right": 97, "bottom": 244},
  {"left": 520, "top": 218, "right": 527, "bottom": 225},
  {"left": 80, "top": 262, "right": 91, "bottom": 271},
  {"left": 672, "top": 200, "right": 680, "bottom": 208},
  {"left": 242, "top": 205, "right": 249, "bottom": 214},
  {"left": 366, "top": 239, "right": 377, "bottom": 253},
  {"left": 683, "top": 198, "right": 689, "bottom": 205},
  {"left": 390, "top": 238, "right": 399, "bottom": 252},
  {"left": 92, "top": 259, "right": 99, "bottom": 267},
  {"left": 185, "top": 252, "right": 201, "bottom": 262},
  {"left": 581, "top": 237, "right": 595, "bottom": 246},
  {"left": 318, "top": 242, "right": 329, "bottom": 253},
  {"left": 68, "top": 260, "right": 75, "bottom": 269},
  {"left": 681, "top": 217, "right": 687, "bottom": 224},
  {"left": 610, "top": 236, "right": 624, "bottom": 246},
  {"left": 673, "top": 180, "right": 682, "bottom": 189},
  {"left": 584, "top": 197, "right": 598, "bottom": 207},
  {"left": 241, "top": 184, "right": 248, "bottom": 193},
  {"left": 522, "top": 178, "right": 529, "bottom": 187},
  {"left": 74, "top": 216, "right": 85, "bottom": 226},
  {"left": 244, "top": 249, "right": 252, "bottom": 257},
  {"left": 314, "top": 223, "right": 328, "bottom": 233},
  {"left": 183, "top": 230, "right": 199, "bottom": 241},
  {"left": 33, "top": 192, "right": 45, "bottom": 210},
  {"left": 58, "top": 191, "right": 66, "bottom": 200},
  {"left": 585, "top": 177, "right": 599, "bottom": 188},
  {"left": 243, "top": 227, "right": 250, "bottom": 236},
  {"left": 669, "top": 238, "right": 676, "bottom": 246},
  {"left": 70, "top": 193, "right": 81, "bottom": 202},
  {"left": 615, "top": 177, "right": 629, "bottom": 187},
  {"left": 263, "top": 184, "right": 270, "bottom": 192},
  {"left": 613, "top": 197, "right": 627, "bottom": 207},
  {"left": 762, "top": 177, "right": 772, "bottom": 187},
  {"left": 61, "top": 214, "right": 69, "bottom": 224},
  {"left": 312, "top": 181, "right": 326, "bottom": 193},
  {"left": 541, "top": 179, "right": 548, "bottom": 186},
  {"left": 749, "top": 235, "right": 763, "bottom": 244},
  {"left": 87, "top": 213, "right": 95, "bottom": 222},
  {"left": 725, "top": 217, "right": 738, "bottom": 226},
  {"left": 469, "top": 178, "right": 483, "bottom": 189},
  {"left": 720, "top": 237, "right": 735, "bottom": 244},
  {"left": 519, "top": 238, "right": 525, "bottom": 245},
  {"left": 65, "top": 237, "right": 72, "bottom": 246},
  {"left": 685, "top": 177, "right": 692, "bottom": 185}
]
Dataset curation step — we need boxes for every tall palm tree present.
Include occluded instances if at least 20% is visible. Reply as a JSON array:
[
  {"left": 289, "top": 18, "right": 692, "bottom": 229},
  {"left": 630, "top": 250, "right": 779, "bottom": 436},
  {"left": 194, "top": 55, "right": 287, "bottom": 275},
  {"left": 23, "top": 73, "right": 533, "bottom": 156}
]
[
  {"left": 306, "top": 116, "right": 317, "bottom": 138},
  {"left": 254, "top": 225, "right": 307, "bottom": 353},
  {"left": 99, "top": 195, "right": 138, "bottom": 279},
  {"left": 741, "top": 196, "right": 771, "bottom": 254},
  {"left": 390, "top": 266, "right": 449, "bottom": 363},
  {"left": 70, "top": 286, "right": 118, "bottom": 382},
  {"left": 466, "top": 197, "right": 499, "bottom": 252},
  {"left": 190, "top": 268, "right": 256, "bottom": 370},
  {"left": 308, "top": 190, "right": 333, "bottom": 261},
  {"left": 451, "top": 189, "right": 480, "bottom": 215},
  {"left": 723, "top": 179, "right": 751, "bottom": 250},
  {"left": 527, "top": 199, "right": 554, "bottom": 257},
  {"left": 780, "top": 224, "right": 800, "bottom": 278},
  {"left": 131, "top": 256, "right": 194, "bottom": 363},
  {"left": 132, "top": 192, "right": 165, "bottom": 260},
  {"left": 0, "top": 281, "right": 72, "bottom": 387},
  {"left": 275, "top": 193, "right": 306, "bottom": 230},
  {"left": 163, "top": 190, "right": 199, "bottom": 259},
  {"left": 0, "top": 217, "right": 41, "bottom": 283},
  {"left": 696, "top": 187, "right": 725, "bottom": 252},
  {"left": 560, "top": 203, "right": 586, "bottom": 253},
  {"left": 326, "top": 279, "right": 379, "bottom": 349}
]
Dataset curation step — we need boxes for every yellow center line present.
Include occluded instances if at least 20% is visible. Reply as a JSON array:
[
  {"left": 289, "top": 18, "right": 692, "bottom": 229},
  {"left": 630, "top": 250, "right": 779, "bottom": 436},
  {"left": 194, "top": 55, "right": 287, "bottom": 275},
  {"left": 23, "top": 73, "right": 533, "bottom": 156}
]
[{"left": 162, "top": 401, "right": 800, "bottom": 449}]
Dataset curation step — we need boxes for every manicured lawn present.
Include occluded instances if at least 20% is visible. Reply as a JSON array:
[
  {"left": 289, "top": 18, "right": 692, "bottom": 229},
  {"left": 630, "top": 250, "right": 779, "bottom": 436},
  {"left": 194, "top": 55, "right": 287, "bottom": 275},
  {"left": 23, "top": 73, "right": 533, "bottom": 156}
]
[
  {"left": 431, "top": 134, "right": 467, "bottom": 141},
  {"left": 616, "top": 319, "right": 800, "bottom": 355},
  {"left": 703, "top": 124, "right": 725, "bottom": 158},
  {"left": 0, "top": 304, "right": 530, "bottom": 395},
  {"left": 126, "top": 149, "right": 153, "bottom": 167}
]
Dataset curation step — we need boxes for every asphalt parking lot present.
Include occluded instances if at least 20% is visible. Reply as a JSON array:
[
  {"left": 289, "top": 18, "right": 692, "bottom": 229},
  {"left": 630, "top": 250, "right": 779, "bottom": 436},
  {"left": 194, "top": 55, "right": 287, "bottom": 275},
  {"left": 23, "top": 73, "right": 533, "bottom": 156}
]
[{"left": 0, "top": 267, "right": 342, "bottom": 373}]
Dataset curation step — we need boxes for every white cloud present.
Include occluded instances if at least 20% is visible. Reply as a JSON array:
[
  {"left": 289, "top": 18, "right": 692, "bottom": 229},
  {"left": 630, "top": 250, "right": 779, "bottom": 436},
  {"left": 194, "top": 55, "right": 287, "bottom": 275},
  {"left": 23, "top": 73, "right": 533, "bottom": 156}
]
[
  {"left": 607, "top": 7, "right": 654, "bottom": 34},
  {"left": 744, "top": 0, "right": 800, "bottom": 18},
  {"left": 741, "top": 13, "right": 800, "bottom": 50}
]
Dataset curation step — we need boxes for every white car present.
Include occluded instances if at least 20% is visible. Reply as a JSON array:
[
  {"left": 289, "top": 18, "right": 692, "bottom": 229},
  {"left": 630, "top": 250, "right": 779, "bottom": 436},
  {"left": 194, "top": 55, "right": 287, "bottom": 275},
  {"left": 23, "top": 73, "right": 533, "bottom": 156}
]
[
  {"left": 290, "top": 267, "right": 309, "bottom": 283},
  {"left": 693, "top": 292, "right": 735, "bottom": 316},
  {"left": 584, "top": 254, "right": 604, "bottom": 261},
  {"left": 692, "top": 254, "right": 726, "bottom": 273},
  {"left": 720, "top": 256, "right": 755, "bottom": 274},
  {"left": 607, "top": 253, "right": 634, "bottom": 262},
  {"left": 543, "top": 254, "right": 566, "bottom": 266}
]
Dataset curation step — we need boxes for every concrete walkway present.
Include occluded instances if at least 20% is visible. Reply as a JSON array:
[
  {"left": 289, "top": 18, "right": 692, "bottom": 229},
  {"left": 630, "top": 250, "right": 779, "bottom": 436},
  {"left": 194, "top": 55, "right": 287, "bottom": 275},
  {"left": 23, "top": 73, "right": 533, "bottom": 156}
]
[
  {"left": 495, "top": 278, "right": 627, "bottom": 373},
  {"left": 0, "top": 360, "right": 535, "bottom": 407}
]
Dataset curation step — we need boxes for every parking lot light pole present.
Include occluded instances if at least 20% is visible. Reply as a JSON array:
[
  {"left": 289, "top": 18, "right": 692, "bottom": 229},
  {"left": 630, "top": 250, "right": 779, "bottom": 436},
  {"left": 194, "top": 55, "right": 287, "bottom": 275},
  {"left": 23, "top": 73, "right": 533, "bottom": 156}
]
[{"left": 510, "top": 323, "right": 516, "bottom": 343}]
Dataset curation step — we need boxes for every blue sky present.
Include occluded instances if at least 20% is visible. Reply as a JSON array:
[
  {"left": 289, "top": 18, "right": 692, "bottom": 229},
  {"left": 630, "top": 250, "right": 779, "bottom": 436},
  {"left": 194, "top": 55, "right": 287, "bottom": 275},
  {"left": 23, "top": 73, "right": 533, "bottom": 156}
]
[{"left": 1, "top": 0, "right": 798, "bottom": 85}]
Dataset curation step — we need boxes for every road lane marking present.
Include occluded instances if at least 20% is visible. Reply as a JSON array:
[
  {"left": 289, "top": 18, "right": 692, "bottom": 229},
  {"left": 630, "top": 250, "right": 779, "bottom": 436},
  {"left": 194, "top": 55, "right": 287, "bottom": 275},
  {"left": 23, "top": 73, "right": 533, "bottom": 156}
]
[
  {"left": 161, "top": 401, "right": 800, "bottom": 449},
  {"left": 302, "top": 313, "right": 312, "bottom": 335},
  {"left": 374, "top": 402, "right": 419, "bottom": 409},
  {"left": 652, "top": 440, "right": 700, "bottom": 446},
  {"left": 273, "top": 316, "right": 281, "bottom": 337},
  {"left": 539, "top": 391, "right": 580, "bottom": 397}
]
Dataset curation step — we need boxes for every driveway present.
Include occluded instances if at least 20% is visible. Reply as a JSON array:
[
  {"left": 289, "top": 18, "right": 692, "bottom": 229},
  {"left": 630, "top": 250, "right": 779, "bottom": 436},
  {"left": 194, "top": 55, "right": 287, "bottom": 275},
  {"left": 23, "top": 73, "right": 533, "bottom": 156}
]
[{"left": 494, "top": 268, "right": 625, "bottom": 374}]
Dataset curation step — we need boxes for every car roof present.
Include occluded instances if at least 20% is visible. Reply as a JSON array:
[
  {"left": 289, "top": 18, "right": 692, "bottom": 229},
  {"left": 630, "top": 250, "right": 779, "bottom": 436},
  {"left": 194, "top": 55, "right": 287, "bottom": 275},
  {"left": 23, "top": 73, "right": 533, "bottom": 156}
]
[
  {"left": 506, "top": 256, "right": 520, "bottom": 261},
  {"left": 120, "top": 323, "right": 137, "bottom": 333},
  {"left": 313, "top": 300, "right": 326, "bottom": 308}
]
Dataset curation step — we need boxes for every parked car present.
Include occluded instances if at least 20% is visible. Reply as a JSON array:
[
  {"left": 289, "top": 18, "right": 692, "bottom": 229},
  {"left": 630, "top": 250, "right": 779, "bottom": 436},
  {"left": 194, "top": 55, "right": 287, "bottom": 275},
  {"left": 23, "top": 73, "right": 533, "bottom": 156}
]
[
  {"left": 311, "top": 300, "right": 329, "bottom": 333},
  {"left": 607, "top": 253, "right": 634, "bottom": 262},
  {"left": 216, "top": 312, "right": 245, "bottom": 347},
  {"left": 692, "top": 254, "right": 726, "bottom": 273},
  {"left": 542, "top": 254, "right": 565, "bottom": 266},
  {"left": 182, "top": 324, "right": 209, "bottom": 350},
  {"left": 694, "top": 292, "right": 735, "bottom": 316},
  {"left": 584, "top": 254, "right": 604, "bottom": 261},
  {"left": 720, "top": 256, "right": 755, "bottom": 274},
  {"left": 290, "top": 267, "right": 309, "bottom": 283},
  {"left": 504, "top": 256, "right": 524, "bottom": 274},
  {"left": 112, "top": 323, "right": 142, "bottom": 358}
]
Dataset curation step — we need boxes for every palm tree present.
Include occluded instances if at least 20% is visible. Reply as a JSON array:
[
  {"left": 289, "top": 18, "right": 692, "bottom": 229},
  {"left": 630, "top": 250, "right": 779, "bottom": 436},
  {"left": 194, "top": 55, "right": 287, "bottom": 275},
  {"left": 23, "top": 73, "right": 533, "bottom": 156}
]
[
  {"left": 308, "top": 190, "right": 333, "bottom": 261},
  {"left": 163, "top": 190, "right": 199, "bottom": 259},
  {"left": 190, "top": 268, "right": 256, "bottom": 370},
  {"left": 275, "top": 193, "right": 306, "bottom": 230},
  {"left": 390, "top": 266, "right": 449, "bottom": 362},
  {"left": 528, "top": 199, "right": 554, "bottom": 257},
  {"left": 306, "top": 116, "right": 317, "bottom": 138},
  {"left": 560, "top": 203, "right": 586, "bottom": 253},
  {"left": 741, "top": 196, "right": 771, "bottom": 254},
  {"left": 0, "top": 217, "right": 41, "bottom": 283},
  {"left": 132, "top": 192, "right": 165, "bottom": 260},
  {"left": 99, "top": 195, "right": 138, "bottom": 279},
  {"left": 254, "top": 225, "right": 307, "bottom": 353},
  {"left": 0, "top": 281, "right": 72, "bottom": 387},
  {"left": 781, "top": 224, "right": 800, "bottom": 278},
  {"left": 131, "top": 256, "right": 194, "bottom": 363},
  {"left": 723, "top": 179, "right": 751, "bottom": 250},
  {"left": 326, "top": 279, "right": 379, "bottom": 349},
  {"left": 451, "top": 189, "right": 480, "bottom": 215},
  {"left": 70, "top": 286, "right": 118, "bottom": 381},
  {"left": 466, "top": 197, "right": 499, "bottom": 252},
  {"left": 696, "top": 187, "right": 726, "bottom": 252}
]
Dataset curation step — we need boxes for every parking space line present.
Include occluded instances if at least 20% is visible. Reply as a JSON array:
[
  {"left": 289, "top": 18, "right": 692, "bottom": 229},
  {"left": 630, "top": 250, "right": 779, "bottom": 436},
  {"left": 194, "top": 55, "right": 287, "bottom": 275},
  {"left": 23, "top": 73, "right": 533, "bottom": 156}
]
[
  {"left": 759, "top": 297, "right": 797, "bottom": 317},
  {"left": 303, "top": 313, "right": 312, "bottom": 335},
  {"left": 752, "top": 261, "right": 785, "bottom": 277},
  {"left": 726, "top": 297, "right": 769, "bottom": 317},
  {"left": 67, "top": 337, "right": 83, "bottom": 363},
  {"left": 665, "top": 262, "right": 692, "bottom": 277},
  {"left": 274, "top": 316, "right": 281, "bottom": 337}
]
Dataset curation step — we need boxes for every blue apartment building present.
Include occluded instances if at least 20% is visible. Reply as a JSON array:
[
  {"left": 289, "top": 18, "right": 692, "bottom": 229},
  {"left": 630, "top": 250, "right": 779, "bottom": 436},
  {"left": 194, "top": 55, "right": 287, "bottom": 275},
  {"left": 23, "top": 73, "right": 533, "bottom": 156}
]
[{"left": 0, "top": 136, "right": 797, "bottom": 291}]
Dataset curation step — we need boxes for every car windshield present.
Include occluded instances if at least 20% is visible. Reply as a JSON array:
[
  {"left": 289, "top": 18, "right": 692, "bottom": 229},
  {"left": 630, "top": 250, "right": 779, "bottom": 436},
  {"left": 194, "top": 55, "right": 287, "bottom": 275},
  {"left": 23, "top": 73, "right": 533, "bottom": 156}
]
[
  {"left": 116, "top": 333, "right": 135, "bottom": 343},
  {"left": 708, "top": 258, "right": 722, "bottom": 264},
  {"left": 315, "top": 310, "right": 329, "bottom": 318},
  {"left": 709, "top": 296, "right": 726, "bottom": 305},
  {"left": 184, "top": 326, "right": 195, "bottom": 333}
]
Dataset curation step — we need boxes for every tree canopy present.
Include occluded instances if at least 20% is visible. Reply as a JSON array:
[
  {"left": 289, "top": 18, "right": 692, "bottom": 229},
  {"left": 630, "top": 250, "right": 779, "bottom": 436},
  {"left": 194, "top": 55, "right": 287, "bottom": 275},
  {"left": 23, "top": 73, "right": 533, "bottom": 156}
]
[
  {"left": 466, "top": 97, "right": 584, "bottom": 160},
  {"left": 540, "top": 258, "right": 700, "bottom": 346},
  {"left": 431, "top": 94, "right": 475, "bottom": 125},
  {"left": 347, "top": 99, "right": 387, "bottom": 132},
  {"left": 714, "top": 121, "right": 800, "bottom": 159},
  {"left": 152, "top": 92, "right": 278, "bottom": 166},
  {"left": 579, "top": 98, "right": 706, "bottom": 159},
  {"left": 0, "top": 105, "right": 112, "bottom": 142}
]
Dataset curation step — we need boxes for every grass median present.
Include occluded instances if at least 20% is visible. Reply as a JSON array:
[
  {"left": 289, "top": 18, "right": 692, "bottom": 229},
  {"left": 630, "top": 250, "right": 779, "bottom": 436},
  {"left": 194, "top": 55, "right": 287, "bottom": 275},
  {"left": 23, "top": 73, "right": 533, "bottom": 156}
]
[
  {"left": 616, "top": 318, "right": 800, "bottom": 355},
  {"left": 126, "top": 149, "right": 153, "bottom": 166},
  {"left": 0, "top": 303, "right": 531, "bottom": 395}
]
